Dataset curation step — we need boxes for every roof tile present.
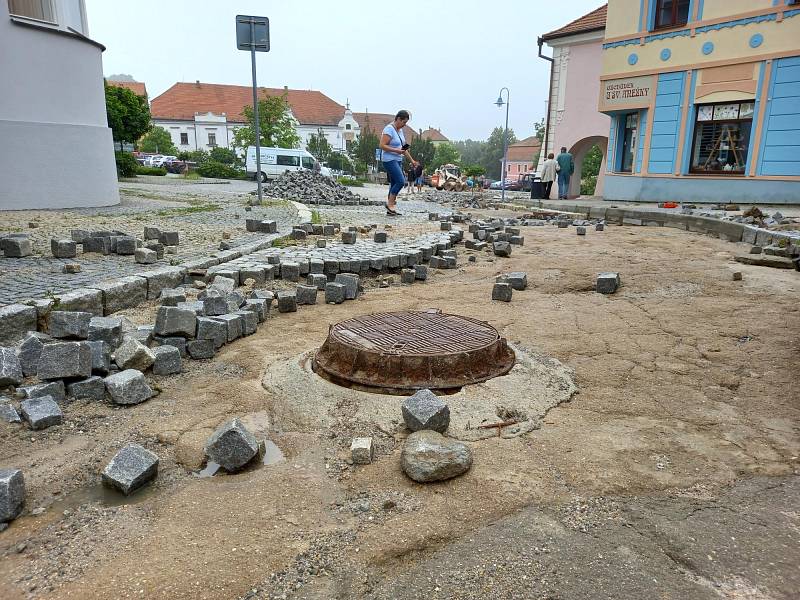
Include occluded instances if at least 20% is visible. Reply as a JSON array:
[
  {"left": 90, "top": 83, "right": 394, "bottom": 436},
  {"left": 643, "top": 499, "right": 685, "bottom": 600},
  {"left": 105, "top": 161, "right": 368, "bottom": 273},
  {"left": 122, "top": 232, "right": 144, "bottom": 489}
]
[{"left": 542, "top": 4, "right": 606, "bottom": 41}]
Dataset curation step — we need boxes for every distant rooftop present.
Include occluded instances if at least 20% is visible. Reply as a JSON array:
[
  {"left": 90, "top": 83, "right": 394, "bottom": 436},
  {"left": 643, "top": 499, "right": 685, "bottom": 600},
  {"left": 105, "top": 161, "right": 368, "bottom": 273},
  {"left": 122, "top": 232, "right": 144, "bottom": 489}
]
[{"left": 542, "top": 4, "right": 607, "bottom": 41}]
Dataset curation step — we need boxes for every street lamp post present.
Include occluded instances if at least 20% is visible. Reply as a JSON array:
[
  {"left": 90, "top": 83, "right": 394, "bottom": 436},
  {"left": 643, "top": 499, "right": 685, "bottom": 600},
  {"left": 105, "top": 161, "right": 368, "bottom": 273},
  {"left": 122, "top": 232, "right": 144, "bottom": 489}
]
[{"left": 495, "top": 87, "right": 510, "bottom": 203}]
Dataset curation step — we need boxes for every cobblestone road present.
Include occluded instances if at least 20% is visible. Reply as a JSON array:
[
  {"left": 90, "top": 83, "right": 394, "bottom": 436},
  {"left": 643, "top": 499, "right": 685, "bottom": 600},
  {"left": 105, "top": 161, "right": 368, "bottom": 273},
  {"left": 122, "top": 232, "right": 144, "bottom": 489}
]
[{"left": 0, "top": 177, "right": 298, "bottom": 305}]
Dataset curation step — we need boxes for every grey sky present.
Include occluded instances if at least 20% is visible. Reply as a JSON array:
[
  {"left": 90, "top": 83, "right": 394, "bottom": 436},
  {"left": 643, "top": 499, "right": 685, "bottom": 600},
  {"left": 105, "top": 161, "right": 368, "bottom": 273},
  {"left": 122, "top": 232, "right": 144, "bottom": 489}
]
[{"left": 86, "top": 0, "right": 603, "bottom": 141}]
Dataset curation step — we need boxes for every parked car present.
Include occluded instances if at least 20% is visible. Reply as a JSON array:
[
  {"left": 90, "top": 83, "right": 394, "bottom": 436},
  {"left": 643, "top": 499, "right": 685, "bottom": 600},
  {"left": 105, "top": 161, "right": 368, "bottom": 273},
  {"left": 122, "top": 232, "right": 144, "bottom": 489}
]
[{"left": 151, "top": 155, "right": 176, "bottom": 167}]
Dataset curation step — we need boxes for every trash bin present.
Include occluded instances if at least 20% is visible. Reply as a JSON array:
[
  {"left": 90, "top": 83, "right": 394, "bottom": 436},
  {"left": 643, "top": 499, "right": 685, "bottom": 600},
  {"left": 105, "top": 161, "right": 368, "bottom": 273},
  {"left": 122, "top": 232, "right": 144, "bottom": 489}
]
[{"left": 530, "top": 179, "right": 544, "bottom": 200}]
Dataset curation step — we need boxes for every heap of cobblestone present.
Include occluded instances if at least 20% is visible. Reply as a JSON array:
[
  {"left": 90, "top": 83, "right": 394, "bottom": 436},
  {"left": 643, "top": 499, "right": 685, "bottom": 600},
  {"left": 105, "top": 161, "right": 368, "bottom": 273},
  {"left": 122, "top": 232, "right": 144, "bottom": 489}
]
[{"left": 258, "top": 171, "right": 381, "bottom": 206}]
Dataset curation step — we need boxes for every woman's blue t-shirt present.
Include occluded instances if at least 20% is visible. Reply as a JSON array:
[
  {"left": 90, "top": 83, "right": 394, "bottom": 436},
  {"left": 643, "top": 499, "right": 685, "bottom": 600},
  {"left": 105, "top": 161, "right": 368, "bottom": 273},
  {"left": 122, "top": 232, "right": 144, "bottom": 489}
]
[{"left": 381, "top": 123, "right": 405, "bottom": 162}]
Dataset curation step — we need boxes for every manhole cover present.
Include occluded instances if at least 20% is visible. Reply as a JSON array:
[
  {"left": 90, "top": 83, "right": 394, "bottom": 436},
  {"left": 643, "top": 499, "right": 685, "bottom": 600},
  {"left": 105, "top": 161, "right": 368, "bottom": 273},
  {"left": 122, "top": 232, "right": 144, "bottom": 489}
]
[{"left": 313, "top": 310, "right": 515, "bottom": 393}]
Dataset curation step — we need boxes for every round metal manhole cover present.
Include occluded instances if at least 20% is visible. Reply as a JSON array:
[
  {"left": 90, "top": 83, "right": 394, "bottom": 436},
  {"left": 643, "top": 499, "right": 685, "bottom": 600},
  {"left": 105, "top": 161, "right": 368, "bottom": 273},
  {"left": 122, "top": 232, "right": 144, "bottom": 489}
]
[{"left": 312, "top": 309, "right": 516, "bottom": 393}]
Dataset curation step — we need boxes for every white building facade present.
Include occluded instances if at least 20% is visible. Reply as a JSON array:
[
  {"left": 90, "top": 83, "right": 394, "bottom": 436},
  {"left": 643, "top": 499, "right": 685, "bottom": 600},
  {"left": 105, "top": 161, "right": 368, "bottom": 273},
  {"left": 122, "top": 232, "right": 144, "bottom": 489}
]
[{"left": 1, "top": 0, "right": 119, "bottom": 209}]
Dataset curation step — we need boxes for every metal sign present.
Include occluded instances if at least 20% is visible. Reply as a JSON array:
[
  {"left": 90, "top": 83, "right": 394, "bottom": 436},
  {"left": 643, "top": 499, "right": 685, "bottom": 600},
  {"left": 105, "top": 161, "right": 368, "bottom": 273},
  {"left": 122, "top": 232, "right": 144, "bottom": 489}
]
[{"left": 236, "top": 15, "right": 269, "bottom": 52}]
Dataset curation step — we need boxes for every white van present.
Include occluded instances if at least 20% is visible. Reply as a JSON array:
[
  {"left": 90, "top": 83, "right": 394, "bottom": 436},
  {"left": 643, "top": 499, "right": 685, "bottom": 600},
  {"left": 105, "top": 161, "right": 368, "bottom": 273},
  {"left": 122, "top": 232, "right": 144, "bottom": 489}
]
[{"left": 245, "top": 146, "right": 322, "bottom": 182}]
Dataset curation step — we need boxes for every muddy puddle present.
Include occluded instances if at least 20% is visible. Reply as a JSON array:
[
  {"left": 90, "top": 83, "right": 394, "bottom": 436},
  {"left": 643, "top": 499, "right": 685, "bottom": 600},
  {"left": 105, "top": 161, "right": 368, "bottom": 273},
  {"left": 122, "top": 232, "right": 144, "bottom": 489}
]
[{"left": 195, "top": 440, "right": 285, "bottom": 478}]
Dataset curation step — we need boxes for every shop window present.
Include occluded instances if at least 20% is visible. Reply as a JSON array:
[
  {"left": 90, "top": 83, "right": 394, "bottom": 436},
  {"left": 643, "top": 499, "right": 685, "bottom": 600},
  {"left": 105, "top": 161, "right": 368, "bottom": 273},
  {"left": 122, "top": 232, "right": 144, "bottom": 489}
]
[
  {"left": 8, "top": 0, "right": 55, "bottom": 22},
  {"left": 617, "top": 112, "right": 639, "bottom": 173},
  {"left": 180, "top": 133, "right": 189, "bottom": 145},
  {"left": 653, "top": 0, "right": 689, "bottom": 30},
  {"left": 690, "top": 101, "right": 753, "bottom": 174}
]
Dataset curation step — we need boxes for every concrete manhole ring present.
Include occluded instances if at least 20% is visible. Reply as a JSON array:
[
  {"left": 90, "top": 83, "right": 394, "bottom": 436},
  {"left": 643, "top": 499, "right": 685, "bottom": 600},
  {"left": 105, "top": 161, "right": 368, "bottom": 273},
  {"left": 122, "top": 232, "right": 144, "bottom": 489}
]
[{"left": 263, "top": 343, "right": 577, "bottom": 442}]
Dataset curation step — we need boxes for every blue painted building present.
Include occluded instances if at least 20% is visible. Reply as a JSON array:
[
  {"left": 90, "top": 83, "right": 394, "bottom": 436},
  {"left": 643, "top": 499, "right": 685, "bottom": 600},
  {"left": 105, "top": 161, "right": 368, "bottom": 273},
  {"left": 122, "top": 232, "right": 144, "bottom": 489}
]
[{"left": 598, "top": 0, "right": 800, "bottom": 203}]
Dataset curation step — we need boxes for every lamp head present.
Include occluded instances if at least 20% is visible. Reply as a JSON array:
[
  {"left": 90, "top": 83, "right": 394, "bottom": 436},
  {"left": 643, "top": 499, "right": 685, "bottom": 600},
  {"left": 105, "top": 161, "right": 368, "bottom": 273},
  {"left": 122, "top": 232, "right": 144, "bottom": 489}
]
[{"left": 495, "top": 95, "right": 504, "bottom": 107}]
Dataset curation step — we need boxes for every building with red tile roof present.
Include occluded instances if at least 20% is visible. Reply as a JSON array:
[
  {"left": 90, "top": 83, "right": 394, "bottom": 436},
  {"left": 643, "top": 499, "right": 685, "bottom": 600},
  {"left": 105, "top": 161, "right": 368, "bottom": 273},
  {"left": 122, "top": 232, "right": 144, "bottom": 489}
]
[
  {"left": 504, "top": 136, "right": 542, "bottom": 178},
  {"left": 106, "top": 79, "right": 147, "bottom": 98}
]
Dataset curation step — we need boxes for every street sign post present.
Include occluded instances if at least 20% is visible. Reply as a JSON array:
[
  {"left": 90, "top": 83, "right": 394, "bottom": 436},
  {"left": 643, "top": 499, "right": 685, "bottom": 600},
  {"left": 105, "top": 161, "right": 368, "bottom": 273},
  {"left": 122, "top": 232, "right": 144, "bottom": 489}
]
[{"left": 236, "top": 15, "right": 270, "bottom": 204}]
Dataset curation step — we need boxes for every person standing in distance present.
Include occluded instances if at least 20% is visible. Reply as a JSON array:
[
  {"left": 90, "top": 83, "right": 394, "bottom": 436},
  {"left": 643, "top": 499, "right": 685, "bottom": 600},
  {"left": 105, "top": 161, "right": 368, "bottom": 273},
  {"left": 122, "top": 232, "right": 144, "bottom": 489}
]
[
  {"left": 380, "top": 110, "right": 418, "bottom": 215},
  {"left": 556, "top": 146, "right": 574, "bottom": 200},
  {"left": 539, "top": 153, "right": 557, "bottom": 199}
]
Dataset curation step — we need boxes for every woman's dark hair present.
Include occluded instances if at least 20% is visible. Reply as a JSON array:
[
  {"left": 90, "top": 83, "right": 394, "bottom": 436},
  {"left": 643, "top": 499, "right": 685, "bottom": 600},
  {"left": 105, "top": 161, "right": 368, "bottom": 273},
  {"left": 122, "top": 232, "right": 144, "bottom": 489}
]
[
  {"left": 548, "top": 153, "right": 554, "bottom": 159},
  {"left": 395, "top": 110, "right": 410, "bottom": 121}
]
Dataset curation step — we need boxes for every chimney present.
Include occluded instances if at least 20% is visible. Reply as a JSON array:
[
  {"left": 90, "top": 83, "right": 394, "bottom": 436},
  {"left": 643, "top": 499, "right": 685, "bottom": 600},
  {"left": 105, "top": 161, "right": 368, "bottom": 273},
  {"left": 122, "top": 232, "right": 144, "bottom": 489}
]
[{"left": 195, "top": 80, "right": 200, "bottom": 88}]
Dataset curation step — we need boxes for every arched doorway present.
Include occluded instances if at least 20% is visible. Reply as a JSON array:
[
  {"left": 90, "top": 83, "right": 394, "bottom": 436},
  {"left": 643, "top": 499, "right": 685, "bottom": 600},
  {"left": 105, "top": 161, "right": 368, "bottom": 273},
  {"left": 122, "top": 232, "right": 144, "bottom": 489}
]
[{"left": 568, "top": 136, "right": 608, "bottom": 198}]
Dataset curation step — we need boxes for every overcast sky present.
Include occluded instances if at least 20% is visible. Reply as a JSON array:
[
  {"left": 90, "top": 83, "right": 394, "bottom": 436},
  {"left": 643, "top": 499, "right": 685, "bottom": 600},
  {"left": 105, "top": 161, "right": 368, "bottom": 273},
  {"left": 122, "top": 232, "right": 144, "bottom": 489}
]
[{"left": 86, "top": 0, "right": 602, "bottom": 141}]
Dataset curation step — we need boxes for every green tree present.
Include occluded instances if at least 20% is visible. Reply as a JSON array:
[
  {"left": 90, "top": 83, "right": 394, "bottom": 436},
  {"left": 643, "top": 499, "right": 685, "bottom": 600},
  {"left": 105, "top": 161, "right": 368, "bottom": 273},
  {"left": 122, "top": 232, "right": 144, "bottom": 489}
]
[
  {"left": 463, "top": 165, "right": 485, "bottom": 177},
  {"left": 452, "top": 139, "right": 486, "bottom": 167},
  {"left": 409, "top": 137, "right": 435, "bottom": 169},
  {"left": 209, "top": 147, "right": 238, "bottom": 165},
  {"left": 306, "top": 128, "right": 332, "bottom": 162},
  {"left": 327, "top": 151, "right": 352, "bottom": 173},
  {"left": 104, "top": 82, "right": 150, "bottom": 149},
  {"left": 580, "top": 144, "right": 602, "bottom": 195},
  {"left": 232, "top": 92, "right": 300, "bottom": 150},
  {"left": 138, "top": 126, "right": 177, "bottom": 155},
  {"left": 480, "top": 127, "right": 517, "bottom": 179},
  {"left": 534, "top": 118, "right": 546, "bottom": 143},
  {"left": 351, "top": 125, "right": 380, "bottom": 170},
  {"left": 431, "top": 142, "right": 461, "bottom": 171}
]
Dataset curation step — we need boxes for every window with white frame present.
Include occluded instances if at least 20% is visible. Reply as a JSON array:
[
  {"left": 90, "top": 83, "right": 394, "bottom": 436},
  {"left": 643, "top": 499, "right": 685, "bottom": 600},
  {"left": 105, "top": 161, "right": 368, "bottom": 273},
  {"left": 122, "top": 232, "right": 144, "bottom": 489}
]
[
  {"left": 8, "top": 0, "right": 55, "bottom": 22},
  {"left": 207, "top": 132, "right": 217, "bottom": 147},
  {"left": 180, "top": 133, "right": 189, "bottom": 145}
]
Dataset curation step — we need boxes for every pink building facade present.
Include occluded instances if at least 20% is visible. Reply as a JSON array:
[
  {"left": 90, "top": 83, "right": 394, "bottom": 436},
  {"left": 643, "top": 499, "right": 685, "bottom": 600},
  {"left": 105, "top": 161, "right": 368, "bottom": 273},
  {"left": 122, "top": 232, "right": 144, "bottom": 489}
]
[{"left": 539, "top": 5, "right": 610, "bottom": 198}]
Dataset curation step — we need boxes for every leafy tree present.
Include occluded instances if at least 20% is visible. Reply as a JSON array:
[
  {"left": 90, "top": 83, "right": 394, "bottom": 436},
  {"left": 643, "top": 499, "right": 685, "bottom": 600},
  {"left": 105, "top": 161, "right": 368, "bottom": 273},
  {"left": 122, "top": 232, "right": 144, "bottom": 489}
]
[
  {"left": 409, "top": 137, "right": 435, "bottom": 169},
  {"left": 327, "top": 151, "right": 352, "bottom": 173},
  {"left": 232, "top": 92, "right": 300, "bottom": 150},
  {"left": 463, "top": 165, "right": 485, "bottom": 177},
  {"left": 114, "top": 151, "right": 138, "bottom": 178},
  {"left": 105, "top": 82, "right": 150, "bottom": 149},
  {"left": 480, "top": 127, "right": 517, "bottom": 179},
  {"left": 351, "top": 125, "right": 379, "bottom": 170},
  {"left": 580, "top": 144, "right": 602, "bottom": 196},
  {"left": 534, "top": 118, "right": 546, "bottom": 143},
  {"left": 209, "top": 147, "right": 238, "bottom": 165},
  {"left": 452, "top": 139, "right": 485, "bottom": 167},
  {"left": 353, "top": 159, "right": 368, "bottom": 177},
  {"left": 138, "top": 126, "right": 177, "bottom": 155},
  {"left": 431, "top": 142, "right": 461, "bottom": 171},
  {"left": 181, "top": 149, "right": 210, "bottom": 164},
  {"left": 306, "top": 128, "right": 332, "bottom": 162}
]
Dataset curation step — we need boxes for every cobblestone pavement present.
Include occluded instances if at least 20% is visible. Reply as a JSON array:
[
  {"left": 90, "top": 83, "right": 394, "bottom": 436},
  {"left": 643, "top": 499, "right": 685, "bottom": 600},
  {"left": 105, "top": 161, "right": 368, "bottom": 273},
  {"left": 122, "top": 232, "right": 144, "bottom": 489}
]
[{"left": 0, "top": 177, "right": 298, "bottom": 305}]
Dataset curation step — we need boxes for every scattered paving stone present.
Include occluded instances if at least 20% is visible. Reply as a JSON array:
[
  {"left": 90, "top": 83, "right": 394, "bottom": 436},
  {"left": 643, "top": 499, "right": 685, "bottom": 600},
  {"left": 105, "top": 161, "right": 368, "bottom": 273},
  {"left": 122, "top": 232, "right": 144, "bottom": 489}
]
[
  {"left": 400, "top": 269, "right": 416, "bottom": 284},
  {"left": 115, "top": 237, "right": 137, "bottom": 255},
  {"left": 401, "top": 389, "right": 450, "bottom": 433},
  {"left": 20, "top": 380, "right": 66, "bottom": 403},
  {"left": 187, "top": 339, "right": 216, "bottom": 359},
  {"left": 205, "top": 418, "right": 260, "bottom": 472},
  {"left": 88, "top": 317, "right": 123, "bottom": 349},
  {"left": 492, "top": 282, "right": 513, "bottom": 302},
  {"left": 497, "top": 272, "right": 528, "bottom": 291},
  {"left": 209, "top": 276, "right": 236, "bottom": 293},
  {"left": 325, "top": 282, "right": 346, "bottom": 304},
  {"left": 0, "top": 468, "right": 25, "bottom": 522},
  {"left": 49, "top": 311, "right": 92, "bottom": 340},
  {"left": 296, "top": 285, "right": 318, "bottom": 306},
  {"left": 20, "top": 396, "right": 63, "bottom": 430},
  {"left": 200, "top": 289, "right": 228, "bottom": 316},
  {"left": 86, "top": 340, "right": 112, "bottom": 375},
  {"left": 334, "top": 274, "right": 360, "bottom": 299},
  {"left": 144, "top": 241, "right": 165, "bottom": 259},
  {"left": 374, "top": 231, "right": 388, "bottom": 243},
  {"left": 102, "top": 443, "right": 159, "bottom": 495},
  {"left": 596, "top": 272, "right": 621, "bottom": 294},
  {"left": 316, "top": 239, "right": 327, "bottom": 248},
  {"left": 414, "top": 265, "right": 428, "bottom": 281},
  {"left": 1, "top": 401, "right": 21, "bottom": 423},
  {"left": 37, "top": 341, "right": 91, "bottom": 380},
  {"left": 577, "top": 226, "right": 586, "bottom": 236},
  {"left": 114, "top": 338, "right": 155, "bottom": 371},
  {"left": 151, "top": 346, "right": 181, "bottom": 375},
  {"left": 281, "top": 262, "right": 301, "bottom": 282},
  {"left": 153, "top": 336, "right": 188, "bottom": 358},
  {"left": 401, "top": 430, "right": 472, "bottom": 483},
  {"left": 277, "top": 291, "right": 298, "bottom": 313},
  {"left": 159, "top": 288, "right": 186, "bottom": 307},
  {"left": 210, "top": 314, "right": 243, "bottom": 342},
  {"left": 50, "top": 239, "right": 77, "bottom": 258},
  {"left": 196, "top": 317, "right": 228, "bottom": 349},
  {"left": 66, "top": 376, "right": 106, "bottom": 401},
  {"left": 0, "top": 304, "right": 38, "bottom": 346},
  {"left": 235, "top": 310, "right": 258, "bottom": 336},
  {"left": 596, "top": 223, "right": 605, "bottom": 231},
  {"left": 62, "top": 263, "right": 81, "bottom": 274},
  {"left": 143, "top": 227, "right": 161, "bottom": 241},
  {"left": 341, "top": 231, "right": 357, "bottom": 244},
  {"left": 351, "top": 438, "right": 374, "bottom": 465},
  {"left": 154, "top": 306, "right": 197, "bottom": 338},
  {"left": 16, "top": 332, "right": 49, "bottom": 377},
  {"left": 104, "top": 369, "right": 154, "bottom": 405},
  {"left": 493, "top": 241, "right": 512, "bottom": 257},
  {"left": 243, "top": 299, "right": 268, "bottom": 323},
  {"left": 135, "top": 248, "right": 157, "bottom": 264},
  {"left": 307, "top": 273, "right": 327, "bottom": 290},
  {"left": 749, "top": 246, "right": 763, "bottom": 255},
  {"left": 1, "top": 237, "right": 33, "bottom": 258},
  {"left": 733, "top": 271, "right": 743, "bottom": 281},
  {"left": 82, "top": 236, "right": 111, "bottom": 254},
  {"left": 159, "top": 231, "right": 179, "bottom": 246}
]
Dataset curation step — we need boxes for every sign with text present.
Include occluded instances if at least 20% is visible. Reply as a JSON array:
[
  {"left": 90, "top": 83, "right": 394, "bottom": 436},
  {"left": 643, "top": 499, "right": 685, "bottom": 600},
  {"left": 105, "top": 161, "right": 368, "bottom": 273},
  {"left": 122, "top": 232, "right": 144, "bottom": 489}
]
[{"left": 599, "top": 75, "right": 654, "bottom": 111}]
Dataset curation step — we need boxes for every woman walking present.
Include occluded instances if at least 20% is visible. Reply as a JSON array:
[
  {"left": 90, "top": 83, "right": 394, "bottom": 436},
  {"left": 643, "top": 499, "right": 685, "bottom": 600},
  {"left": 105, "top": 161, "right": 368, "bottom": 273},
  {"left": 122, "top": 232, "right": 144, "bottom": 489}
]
[
  {"left": 539, "top": 152, "right": 557, "bottom": 199},
  {"left": 380, "top": 110, "right": 418, "bottom": 216}
]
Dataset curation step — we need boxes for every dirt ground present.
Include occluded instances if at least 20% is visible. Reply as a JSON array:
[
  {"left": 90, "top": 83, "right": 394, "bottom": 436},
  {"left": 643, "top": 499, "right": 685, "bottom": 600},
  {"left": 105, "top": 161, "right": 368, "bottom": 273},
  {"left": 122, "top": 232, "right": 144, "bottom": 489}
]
[{"left": 1, "top": 213, "right": 799, "bottom": 599}]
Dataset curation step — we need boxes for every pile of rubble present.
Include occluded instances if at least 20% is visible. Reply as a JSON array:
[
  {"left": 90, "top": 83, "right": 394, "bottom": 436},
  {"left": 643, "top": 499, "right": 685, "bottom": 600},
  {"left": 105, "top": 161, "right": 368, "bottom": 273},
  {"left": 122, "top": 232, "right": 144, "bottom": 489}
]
[{"left": 258, "top": 171, "right": 381, "bottom": 206}]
